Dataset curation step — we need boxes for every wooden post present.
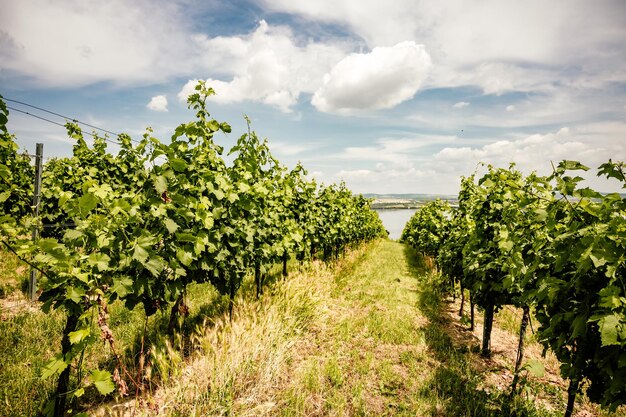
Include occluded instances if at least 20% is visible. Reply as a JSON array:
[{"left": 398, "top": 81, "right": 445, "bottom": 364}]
[{"left": 28, "top": 143, "right": 43, "bottom": 301}]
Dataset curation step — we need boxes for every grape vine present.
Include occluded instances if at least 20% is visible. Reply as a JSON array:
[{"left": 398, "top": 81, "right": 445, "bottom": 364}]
[
  {"left": 0, "top": 84, "right": 386, "bottom": 416},
  {"left": 402, "top": 161, "right": 625, "bottom": 417}
]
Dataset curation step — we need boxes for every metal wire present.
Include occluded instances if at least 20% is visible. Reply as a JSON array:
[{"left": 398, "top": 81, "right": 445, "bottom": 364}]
[
  {"left": 4, "top": 97, "right": 122, "bottom": 138},
  {"left": 6, "top": 106, "right": 121, "bottom": 145}
]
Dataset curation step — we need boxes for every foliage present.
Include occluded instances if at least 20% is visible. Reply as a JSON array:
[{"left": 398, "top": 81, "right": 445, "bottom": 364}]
[
  {"left": 402, "top": 159, "right": 626, "bottom": 414},
  {"left": 400, "top": 199, "right": 450, "bottom": 258},
  {"left": 532, "top": 160, "right": 626, "bottom": 411},
  {"left": 0, "top": 94, "right": 34, "bottom": 223},
  {"left": 0, "top": 85, "right": 386, "bottom": 415}
]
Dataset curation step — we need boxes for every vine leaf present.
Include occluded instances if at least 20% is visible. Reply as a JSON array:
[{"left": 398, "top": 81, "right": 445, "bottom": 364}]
[
  {"left": 599, "top": 314, "right": 620, "bottom": 346},
  {"left": 164, "top": 218, "right": 179, "bottom": 233},
  {"left": 111, "top": 277, "right": 133, "bottom": 298},
  {"left": 41, "top": 354, "right": 68, "bottom": 379},
  {"left": 153, "top": 175, "right": 167, "bottom": 194},
  {"left": 90, "top": 370, "right": 115, "bottom": 395},
  {"left": 69, "top": 328, "right": 91, "bottom": 345},
  {"left": 524, "top": 359, "right": 545, "bottom": 377}
]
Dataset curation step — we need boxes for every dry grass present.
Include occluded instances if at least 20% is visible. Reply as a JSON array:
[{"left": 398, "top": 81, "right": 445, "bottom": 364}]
[
  {"left": 87, "top": 241, "right": 624, "bottom": 417},
  {"left": 0, "top": 248, "right": 29, "bottom": 313},
  {"left": 92, "top": 254, "right": 350, "bottom": 417},
  {"left": 448, "top": 295, "right": 622, "bottom": 417}
]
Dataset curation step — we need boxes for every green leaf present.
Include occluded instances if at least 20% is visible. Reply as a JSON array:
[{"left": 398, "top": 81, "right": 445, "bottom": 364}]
[
  {"left": 599, "top": 286, "right": 622, "bottom": 309},
  {"left": 227, "top": 192, "right": 238, "bottom": 203},
  {"left": 133, "top": 245, "right": 149, "bottom": 263},
  {"left": 0, "top": 190, "right": 9, "bottom": 203},
  {"left": 0, "top": 164, "right": 10, "bottom": 180},
  {"left": 559, "top": 160, "right": 590, "bottom": 171},
  {"left": 90, "top": 370, "right": 115, "bottom": 395},
  {"left": 41, "top": 354, "right": 68, "bottom": 379},
  {"left": 69, "top": 328, "right": 91, "bottom": 345},
  {"left": 524, "top": 359, "right": 545, "bottom": 377},
  {"left": 153, "top": 175, "right": 168, "bottom": 194},
  {"left": 174, "top": 232, "right": 197, "bottom": 242},
  {"left": 238, "top": 182, "right": 251, "bottom": 193},
  {"left": 78, "top": 193, "right": 98, "bottom": 214},
  {"left": 66, "top": 286, "right": 86, "bottom": 303},
  {"left": 58, "top": 191, "right": 73, "bottom": 207},
  {"left": 111, "top": 277, "right": 133, "bottom": 298},
  {"left": 176, "top": 248, "right": 194, "bottom": 266},
  {"left": 164, "top": 218, "right": 179, "bottom": 233},
  {"left": 63, "top": 229, "right": 83, "bottom": 242},
  {"left": 498, "top": 239, "right": 513, "bottom": 252},
  {"left": 213, "top": 189, "right": 225, "bottom": 200},
  {"left": 169, "top": 158, "right": 187, "bottom": 172},
  {"left": 207, "top": 120, "right": 220, "bottom": 131},
  {"left": 534, "top": 208, "right": 548, "bottom": 221},
  {"left": 220, "top": 122, "right": 232, "bottom": 133},
  {"left": 570, "top": 315, "right": 587, "bottom": 339},
  {"left": 144, "top": 257, "right": 166, "bottom": 276},
  {"left": 88, "top": 253, "right": 111, "bottom": 271},
  {"left": 599, "top": 314, "right": 621, "bottom": 346},
  {"left": 589, "top": 253, "right": 607, "bottom": 268}
]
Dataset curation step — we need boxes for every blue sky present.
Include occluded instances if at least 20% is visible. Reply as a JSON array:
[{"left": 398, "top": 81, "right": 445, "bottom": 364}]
[{"left": 1, "top": 0, "right": 625, "bottom": 194}]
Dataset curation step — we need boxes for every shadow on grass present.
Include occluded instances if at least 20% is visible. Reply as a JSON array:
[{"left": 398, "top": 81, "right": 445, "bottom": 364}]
[{"left": 402, "top": 244, "right": 557, "bottom": 417}]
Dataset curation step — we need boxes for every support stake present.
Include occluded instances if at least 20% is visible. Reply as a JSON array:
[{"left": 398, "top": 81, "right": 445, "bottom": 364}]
[{"left": 28, "top": 143, "right": 43, "bottom": 301}]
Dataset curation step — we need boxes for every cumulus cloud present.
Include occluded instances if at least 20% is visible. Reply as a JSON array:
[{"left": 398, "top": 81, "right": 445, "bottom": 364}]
[
  {"left": 330, "top": 134, "right": 457, "bottom": 193},
  {"left": 311, "top": 42, "right": 431, "bottom": 114},
  {"left": 432, "top": 124, "right": 626, "bottom": 191},
  {"left": 267, "top": 140, "right": 318, "bottom": 156},
  {"left": 328, "top": 122, "right": 626, "bottom": 194},
  {"left": 261, "top": 0, "right": 626, "bottom": 95},
  {"left": 147, "top": 95, "right": 168, "bottom": 112},
  {"left": 178, "top": 20, "right": 348, "bottom": 112},
  {"left": 0, "top": 0, "right": 196, "bottom": 87},
  {"left": 335, "top": 164, "right": 439, "bottom": 194},
  {"left": 337, "top": 135, "right": 455, "bottom": 165},
  {"left": 453, "top": 101, "right": 469, "bottom": 109}
]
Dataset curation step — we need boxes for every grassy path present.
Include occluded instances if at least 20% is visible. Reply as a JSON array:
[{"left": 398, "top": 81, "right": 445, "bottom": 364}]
[
  {"left": 271, "top": 239, "right": 433, "bottom": 416},
  {"left": 96, "top": 239, "right": 592, "bottom": 416},
  {"left": 0, "top": 240, "right": 615, "bottom": 416},
  {"left": 268, "top": 240, "right": 558, "bottom": 417}
]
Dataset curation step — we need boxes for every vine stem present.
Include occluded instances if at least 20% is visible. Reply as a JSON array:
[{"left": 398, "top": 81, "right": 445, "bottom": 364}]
[{"left": 0, "top": 239, "right": 52, "bottom": 280}]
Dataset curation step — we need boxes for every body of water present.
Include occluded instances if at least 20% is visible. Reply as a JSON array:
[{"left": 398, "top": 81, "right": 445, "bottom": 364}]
[{"left": 375, "top": 209, "right": 417, "bottom": 241}]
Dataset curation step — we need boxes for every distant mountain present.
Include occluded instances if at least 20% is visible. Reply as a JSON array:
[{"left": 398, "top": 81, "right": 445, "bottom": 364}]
[
  {"left": 362, "top": 193, "right": 457, "bottom": 200},
  {"left": 364, "top": 193, "right": 459, "bottom": 209}
]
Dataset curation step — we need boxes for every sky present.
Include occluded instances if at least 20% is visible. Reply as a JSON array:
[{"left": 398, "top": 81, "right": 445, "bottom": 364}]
[{"left": 1, "top": 0, "right": 625, "bottom": 194}]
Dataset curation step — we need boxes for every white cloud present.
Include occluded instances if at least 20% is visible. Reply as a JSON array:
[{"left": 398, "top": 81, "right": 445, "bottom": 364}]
[
  {"left": 178, "top": 20, "right": 348, "bottom": 112},
  {"left": 453, "top": 101, "right": 469, "bottom": 109},
  {"left": 328, "top": 122, "right": 626, "bottom": 194},
  {"left": 147, "top": 95, "right": 168, "bottom": 112},
  {"left": 335, "top": 164, "right": 438, "bottom": 194},
  {"left": 337, "top": 135, "right": 455, "bottom": 165},
  {"left": 331, "top": 134, "right": 457, "bottom": 193},
  {"left": 0, "top": 0, "right": 195, "bottom": 87},
  {"left": 506, "top": 105, "right": 515, "bottom": 112},
  {"left": 268, "top": 140, "right": 317, "bottom": 156},
  {"left": 311, "top": 42, "right": 431, "bottom": 114},
  {"left": 432, "top": 124, "right": 626, "bottom": 191},
  {"left": 261, "top": 0, "right": 626, "bottom": 95}
]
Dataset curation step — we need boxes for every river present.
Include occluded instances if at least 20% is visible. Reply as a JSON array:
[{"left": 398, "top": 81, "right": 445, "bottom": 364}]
[{"left": 374, "top": 209, "right": 417, "bottom": 241}]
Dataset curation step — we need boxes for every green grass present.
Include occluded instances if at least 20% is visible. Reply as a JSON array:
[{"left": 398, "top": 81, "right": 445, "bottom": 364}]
[
  {"left": 0, "top": 249, "right": 28, "bottom": 297},
  {"left": 1, "top": 243, "right": 620, "bottom": 416},
  {"left": 0, "top": 247, "right": 303, "bottom": 417},
  {"left": 269, "top": 240, "right": 565, "bottom": 417}
]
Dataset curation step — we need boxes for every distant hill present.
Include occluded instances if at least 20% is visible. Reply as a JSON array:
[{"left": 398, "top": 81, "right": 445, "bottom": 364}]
[
  {"left": 362, "top": 193, "right": 457, "bottom": 200},
  {"left": 363, "top": 193, "right": 458, "bottom": 209}
]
